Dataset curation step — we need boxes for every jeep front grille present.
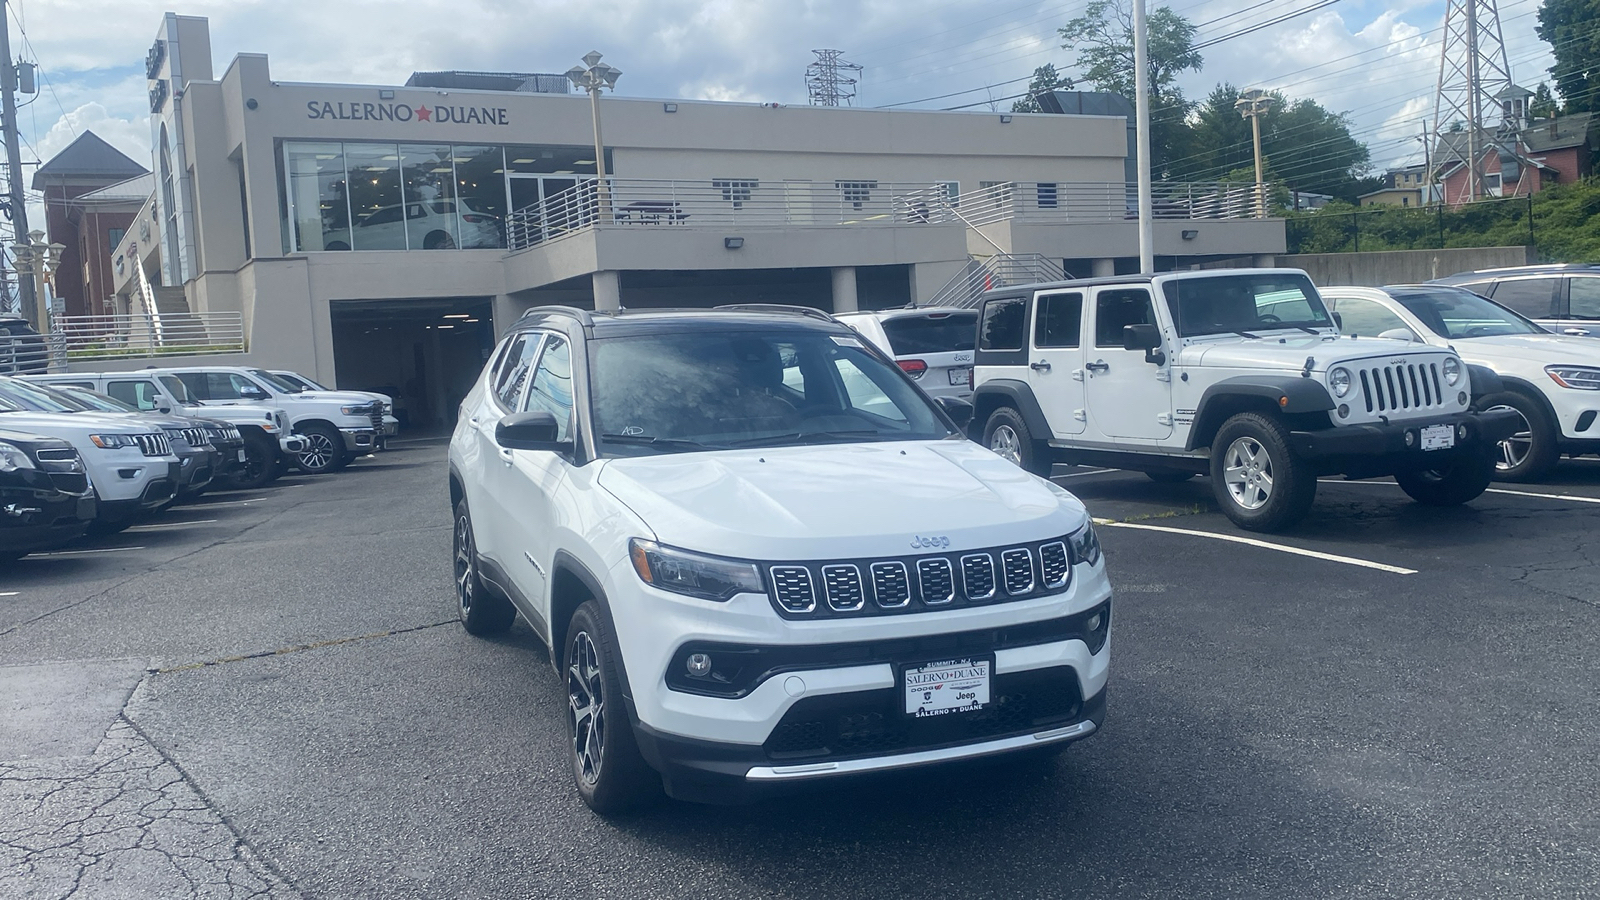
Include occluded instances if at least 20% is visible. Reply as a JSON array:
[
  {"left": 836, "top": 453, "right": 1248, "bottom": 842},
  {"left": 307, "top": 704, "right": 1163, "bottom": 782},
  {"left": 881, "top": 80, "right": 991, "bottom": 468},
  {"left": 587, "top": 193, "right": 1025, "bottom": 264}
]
[
  {"left": 1357, "top": 362, "right": 1446, "bottom": 414},
  {"left": 176, "top": 427, "right": 210, "bottom": 448},
  {"left": 766, "top": 536, "right": 1074, "bottom": 619},
  {"left": 135, "top": 433, "right": 171, "bottom": 457}
]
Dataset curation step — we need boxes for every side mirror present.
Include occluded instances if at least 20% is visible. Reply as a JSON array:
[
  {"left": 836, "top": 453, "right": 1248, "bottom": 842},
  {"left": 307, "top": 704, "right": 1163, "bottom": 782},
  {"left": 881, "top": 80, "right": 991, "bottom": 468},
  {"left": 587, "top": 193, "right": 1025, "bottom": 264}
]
[
  {"left": 240, "top": 387, "right": 267, "bottom": 400},
  {"left": 1378, "top": 328, "right": 1418, "bottom": 343},
  {"left": 156, "top": 404, "right": 172, "bottom": 414},
  {"left": 935, "top": 396, "right": 974, "bottom": 430},
  {"left": 1123, "top": 323, "right": 1166, "bottom": 365},
  {"left": 1330, "top": 311, "right": 1344, "bottom": 330},
  {"left": 496, "top": 411, "right": 570, "bottom": 452}
]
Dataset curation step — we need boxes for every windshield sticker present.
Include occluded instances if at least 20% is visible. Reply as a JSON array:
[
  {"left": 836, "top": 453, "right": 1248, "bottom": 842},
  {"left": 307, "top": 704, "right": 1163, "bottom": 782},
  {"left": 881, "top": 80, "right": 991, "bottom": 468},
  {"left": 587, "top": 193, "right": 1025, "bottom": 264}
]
[{"left": 831, "top": 336, "right": 863, "bottom": 347}]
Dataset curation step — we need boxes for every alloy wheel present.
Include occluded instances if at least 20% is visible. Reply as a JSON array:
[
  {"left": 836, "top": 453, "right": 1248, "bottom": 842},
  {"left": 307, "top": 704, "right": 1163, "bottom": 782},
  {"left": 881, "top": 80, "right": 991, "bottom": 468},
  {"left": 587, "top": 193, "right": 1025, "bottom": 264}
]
[
  {"left": 1486, "top": 404, "right": 1532, "bottom": 471},
  {"left": 568, "top": 631, "right": 606, "bottom": 786},
  {"left": 298, "top": 433, "right": 337, "bottom": 471},
  {"left": 453, "top": 513, "right": 475, "bottom": 615},
  {"left": 1223, "top": 436, "right": 1274, "bottom": 510},
  {"left": 989, "top": 424, "right": 1022, "bottom": 465}
]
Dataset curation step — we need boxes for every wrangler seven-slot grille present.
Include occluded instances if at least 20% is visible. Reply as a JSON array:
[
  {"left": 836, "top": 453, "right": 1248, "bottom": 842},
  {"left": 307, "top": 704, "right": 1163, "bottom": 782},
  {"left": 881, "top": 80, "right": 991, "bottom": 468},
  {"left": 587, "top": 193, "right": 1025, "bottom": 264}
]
[
  {"left": 1356, "top": 361, "right": 1448, "bottom": 414},
  {"left": 766, "top": 535, "right": 1077, "bottom": 619}
]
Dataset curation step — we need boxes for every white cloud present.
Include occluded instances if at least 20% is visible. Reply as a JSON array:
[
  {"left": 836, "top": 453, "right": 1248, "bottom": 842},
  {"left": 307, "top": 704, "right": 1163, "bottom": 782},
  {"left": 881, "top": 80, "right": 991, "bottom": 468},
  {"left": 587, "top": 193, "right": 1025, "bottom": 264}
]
[{"left": 35, "top": 102, "right": 151, "bottom": 167}]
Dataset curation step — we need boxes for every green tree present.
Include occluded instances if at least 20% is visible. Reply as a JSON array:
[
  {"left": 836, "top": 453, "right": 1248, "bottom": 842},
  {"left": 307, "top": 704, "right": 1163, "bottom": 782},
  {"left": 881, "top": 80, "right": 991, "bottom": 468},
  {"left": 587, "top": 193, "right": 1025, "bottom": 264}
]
[
  {"left": 1012, "top": 64, "right": 1073, "bottom": 113},
  {"left": 1176, "top": 84, "right": 1372, "bottom": 201},
  {"left": 1531, "top": 82, "right": 1560, "bottom": 118},
  {"left": 1537, "top": 0, "right": 1600, "bottom": 113},
  {"left": 1058, "top": 0, "right": 1202, "bottom": 175}
]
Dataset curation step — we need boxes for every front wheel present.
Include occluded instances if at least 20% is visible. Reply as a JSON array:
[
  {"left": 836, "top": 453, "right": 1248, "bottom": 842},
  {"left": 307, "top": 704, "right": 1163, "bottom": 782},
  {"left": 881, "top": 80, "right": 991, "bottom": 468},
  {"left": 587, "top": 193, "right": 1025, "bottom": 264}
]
[
  {"left": 565, "top": 601, "right": 659, "bottom": 815},
  {"left": 218, "top": 432, "right": 277, "bottom": 490},
  {"left": 1209, "top": 412, "right": 1317, "bottom": 532},
  {"left": 294, "top": 424, "right": 346, "bottom": 475},
  {"left": 982, "top": 407, "right": 1051, "bottom": 477},
  {"left": 1394, "top": 446, "right": 1495, "bottom": 506},
  {"left": 1476, "top": 391, "right": 1558, "bottom": 482}
]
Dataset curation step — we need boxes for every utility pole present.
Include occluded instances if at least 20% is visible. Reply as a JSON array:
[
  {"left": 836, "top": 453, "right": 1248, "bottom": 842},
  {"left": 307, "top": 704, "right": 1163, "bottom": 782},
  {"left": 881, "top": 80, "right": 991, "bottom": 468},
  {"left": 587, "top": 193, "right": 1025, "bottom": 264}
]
[
  {"left": 1418, "top": 119, "right": 1433, "bottom": 206},
  {"left": 1464, "top": 0, "right": 1480, "bottom": 202},
  {"left": 0, "top": 0, "right": 36, "bottom": 326},
  {"left": 1133, "top": 0, "right": 1154, "bottom": 274},
  {"left": 1432, "top": 0, "right": 1511, "bottom": 206},
  {"left": 1235, "top": 89, "right": 1274, "bottom": 218}
]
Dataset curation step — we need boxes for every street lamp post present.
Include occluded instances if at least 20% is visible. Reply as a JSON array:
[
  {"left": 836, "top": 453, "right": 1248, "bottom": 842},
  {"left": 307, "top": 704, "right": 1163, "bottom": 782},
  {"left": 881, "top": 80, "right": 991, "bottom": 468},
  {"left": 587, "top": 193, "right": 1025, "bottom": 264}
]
[
  {"left": 1234, "top": 88, "right": 1274, "bottom": 218},
  {"left": 566, "top": 51, "right": 622, "bottom": 220}
]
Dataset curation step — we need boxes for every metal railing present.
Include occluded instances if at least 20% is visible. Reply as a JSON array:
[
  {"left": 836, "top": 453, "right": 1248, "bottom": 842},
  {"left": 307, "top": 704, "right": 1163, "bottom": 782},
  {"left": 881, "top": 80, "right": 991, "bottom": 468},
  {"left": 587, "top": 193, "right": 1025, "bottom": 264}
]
[
  {"left": 923, "top": 254, "right": 1068, "bottom": 309},
  {"left": 46, "top": 311, "right": 246, "bottom": 365},
  {"left": 959, "top": 181, "right": 1273, "bottom": 227},
  {"left": 506, "top": 178, "right": 962, "bottom": 251}
]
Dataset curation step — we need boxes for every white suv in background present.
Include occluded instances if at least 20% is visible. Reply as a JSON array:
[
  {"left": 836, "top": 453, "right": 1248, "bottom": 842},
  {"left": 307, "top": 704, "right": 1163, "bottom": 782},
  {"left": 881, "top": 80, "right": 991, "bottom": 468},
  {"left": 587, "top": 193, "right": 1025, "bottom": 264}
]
[
  {"left": 835, "top": 307, "right": 977, "bottom": 402},
  {"left": 1321, "top": 284, "right": 1600, "bottom": 481},
  {"left": 448, "top": 305, "right": 1111, "bottom": 813}
]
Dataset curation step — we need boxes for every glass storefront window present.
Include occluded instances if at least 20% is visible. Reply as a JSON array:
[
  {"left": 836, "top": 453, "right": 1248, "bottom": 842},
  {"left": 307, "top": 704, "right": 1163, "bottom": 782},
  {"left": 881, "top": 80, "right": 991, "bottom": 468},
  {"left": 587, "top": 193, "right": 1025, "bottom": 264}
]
[
  {"left": 344, "top": 143, "right": 405, "bottom": 251},
  {"left": 284, "top": 142, "right": 350, "bottom": 252},
  {"left": 451, "top": 145, "right": 507, "bottom": 249},
  {"left": 400, "top": 144, "right": 460, "bottom": 249}
]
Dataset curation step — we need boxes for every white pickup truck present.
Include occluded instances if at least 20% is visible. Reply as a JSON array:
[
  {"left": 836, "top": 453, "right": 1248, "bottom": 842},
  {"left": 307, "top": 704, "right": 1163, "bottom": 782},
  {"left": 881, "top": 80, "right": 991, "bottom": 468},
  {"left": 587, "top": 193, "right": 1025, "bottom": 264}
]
[{"left": 154, "top": 367, "right": 383, "bottom": 474}]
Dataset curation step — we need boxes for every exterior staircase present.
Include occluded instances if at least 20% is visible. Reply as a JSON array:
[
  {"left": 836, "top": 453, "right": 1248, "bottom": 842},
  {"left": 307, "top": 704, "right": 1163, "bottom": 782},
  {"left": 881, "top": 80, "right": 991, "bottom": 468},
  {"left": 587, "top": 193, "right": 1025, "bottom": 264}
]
[{"left": 921, "top": 253, "right": 1066, "bottom": 309}]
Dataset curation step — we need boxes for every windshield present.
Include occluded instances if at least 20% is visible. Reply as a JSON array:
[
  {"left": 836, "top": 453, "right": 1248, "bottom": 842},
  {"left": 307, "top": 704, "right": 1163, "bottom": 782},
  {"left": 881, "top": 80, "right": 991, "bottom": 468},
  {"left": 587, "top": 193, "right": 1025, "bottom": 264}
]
[
  {"left": 249, "top": 369, "right": 303, "bottom": 393},
  {"left": 1388, "top": 287, "right": 1544, "bottom": 339},
  {"left": 588, "top": 329, "right": 954, "bottom": 455},
  {"left": 0, "top": 377, "right": 89, "bottom": 413},
  {"left": 159, "top": 375, "right": 195, "bottom": 404},
  {"left": 880, "top": 312, "right": 978, "bottom": 355},
  {"left": 1162, "top": 273, "right": 1333, "bottom": 337},
  {"left": 65, "top": 388, "right": 137, "bottom": 412}
]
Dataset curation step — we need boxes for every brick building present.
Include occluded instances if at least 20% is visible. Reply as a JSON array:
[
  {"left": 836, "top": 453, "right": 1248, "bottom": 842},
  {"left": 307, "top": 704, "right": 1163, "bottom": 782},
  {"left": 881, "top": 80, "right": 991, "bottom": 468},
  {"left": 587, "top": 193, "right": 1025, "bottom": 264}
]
[{"left": 32, "top": 132, "right": 150, "bottom": 317}]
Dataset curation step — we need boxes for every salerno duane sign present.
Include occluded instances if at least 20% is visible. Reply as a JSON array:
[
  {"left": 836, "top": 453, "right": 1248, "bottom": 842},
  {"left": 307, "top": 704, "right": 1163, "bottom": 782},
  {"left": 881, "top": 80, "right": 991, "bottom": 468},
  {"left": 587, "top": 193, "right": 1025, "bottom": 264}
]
[{"left": 306, "top": 100, "right": 509, "bottom": 125}]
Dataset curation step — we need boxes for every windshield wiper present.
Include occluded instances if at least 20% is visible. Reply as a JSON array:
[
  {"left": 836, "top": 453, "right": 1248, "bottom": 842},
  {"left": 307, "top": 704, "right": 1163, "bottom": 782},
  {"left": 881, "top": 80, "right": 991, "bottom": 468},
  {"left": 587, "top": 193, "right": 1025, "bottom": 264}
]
[
  {"left": 599, "top": 433, "right": 723, "bottom": 452},
  {"left": 725, "top": 429, "right": 881, "bottom": 448},
  {"left": 1231, "top": 330, "right": 1260, "bottom": 339}
]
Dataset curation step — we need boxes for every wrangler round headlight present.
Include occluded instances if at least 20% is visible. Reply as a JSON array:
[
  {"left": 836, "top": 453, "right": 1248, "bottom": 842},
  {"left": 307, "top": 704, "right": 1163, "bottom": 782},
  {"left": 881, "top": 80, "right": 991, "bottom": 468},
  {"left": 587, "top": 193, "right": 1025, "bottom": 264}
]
[
  {"left": 1442, "top": 357, "right": 1462, "bottom": 386},
  {"left": 1329, "top": 366, "right": 1352, "bottom": 398}
]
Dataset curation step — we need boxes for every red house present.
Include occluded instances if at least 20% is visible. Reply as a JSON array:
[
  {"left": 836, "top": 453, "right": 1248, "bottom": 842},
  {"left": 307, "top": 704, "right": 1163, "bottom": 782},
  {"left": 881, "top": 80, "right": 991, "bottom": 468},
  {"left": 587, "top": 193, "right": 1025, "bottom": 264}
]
[{"left": 32, "top": 132, "right": 151, "bottom": 318}]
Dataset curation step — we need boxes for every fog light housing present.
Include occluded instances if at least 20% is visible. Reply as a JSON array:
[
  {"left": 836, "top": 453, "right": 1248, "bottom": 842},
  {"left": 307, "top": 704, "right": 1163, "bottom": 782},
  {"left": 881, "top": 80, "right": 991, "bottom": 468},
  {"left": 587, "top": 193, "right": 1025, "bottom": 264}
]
[
  {"left": 1337, "top": 403, "right": 1349, "bottom": 418},
  {"left": 1404, "top": 432, "right": 1415, "bottom": 447},
  {"left": 1458, "top": 391, "right": 1468, "bottom": 405},
  {"left": 1083, "top": 602, "right": 1111, "bottom": 654},
  {"left": 1458, "top": 424, "right": 1468, "bottom": 439},
  {"left": 686, "top": 652, "right": 712, "bottom": 677}
]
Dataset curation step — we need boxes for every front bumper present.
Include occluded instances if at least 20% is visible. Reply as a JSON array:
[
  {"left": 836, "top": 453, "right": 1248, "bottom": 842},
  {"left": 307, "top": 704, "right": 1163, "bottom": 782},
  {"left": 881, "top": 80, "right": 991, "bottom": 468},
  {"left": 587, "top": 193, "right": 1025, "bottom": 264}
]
[
  {"left": 339, "top": 428, "right": 377, "bottom": 453},
  {"left": 279, "top": 434, "right": 309, "bottom": 454},
  {"left": 2, "top": 482, "right": 95, "bottom": 553},
  {"left": 1290, "top": 409, "right": 1521, "bottom": 464}
]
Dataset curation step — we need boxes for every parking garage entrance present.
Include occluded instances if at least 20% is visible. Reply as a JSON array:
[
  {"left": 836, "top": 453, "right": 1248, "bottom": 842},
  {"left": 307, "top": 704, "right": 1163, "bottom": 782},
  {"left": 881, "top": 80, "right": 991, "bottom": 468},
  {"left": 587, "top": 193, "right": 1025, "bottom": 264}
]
[{"left": 329, "top": 297, "right": 495, "bottom": 432}]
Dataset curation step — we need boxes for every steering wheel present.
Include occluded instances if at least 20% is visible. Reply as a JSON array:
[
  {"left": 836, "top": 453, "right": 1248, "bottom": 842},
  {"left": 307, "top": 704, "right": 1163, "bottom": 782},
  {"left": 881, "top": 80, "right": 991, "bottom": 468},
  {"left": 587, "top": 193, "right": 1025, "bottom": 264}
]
[{"left": 1257, "top": 314, "right": 1282, "bottom": 324}]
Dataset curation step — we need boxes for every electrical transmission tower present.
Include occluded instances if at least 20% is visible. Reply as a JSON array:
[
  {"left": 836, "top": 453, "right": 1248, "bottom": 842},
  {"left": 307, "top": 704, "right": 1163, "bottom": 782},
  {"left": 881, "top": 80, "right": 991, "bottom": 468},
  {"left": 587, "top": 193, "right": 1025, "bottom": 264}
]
[
  {"left": 805, "top": 50, "right": 862, "bottom": 107},
  {"left": 1431, "top": 0, "right": 1513, "bottom": 204}
]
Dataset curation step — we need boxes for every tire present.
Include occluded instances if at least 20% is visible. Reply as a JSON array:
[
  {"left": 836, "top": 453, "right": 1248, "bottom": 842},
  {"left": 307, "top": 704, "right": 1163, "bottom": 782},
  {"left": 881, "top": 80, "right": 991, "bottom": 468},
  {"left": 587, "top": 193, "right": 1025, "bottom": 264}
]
[
  {"left": 294, "top": 424, "right": 346, "bottom": 475},
  {"left": 424, "top": 230, "right": 457, "bottom": 250},
  {"left": 453, "top": 500, "right": 515, "bottom": 636},
  {"left": 1208, "top": 412, "right": 1317, "bottom": 532},
  {"left": 983, "top": 407, "right": 1051, "bottom": 477},
  {"left": 325, "top": 241, "right": 350, "bottom": 251},
  {"left": 1394, "top": 445, "right": 1495, "bottom": 506},
  {"left": 564, "top": 600, "right": 660, "bottom": 815},
  {"left": 1145, "top": 470, "right": 1196, "bottom": 484},
  {"left": 1476, "top": 390, "right": 1558, "bottom": 482},
  {"left": 218, "top": 432, "right": 277, "bottom": 490}
]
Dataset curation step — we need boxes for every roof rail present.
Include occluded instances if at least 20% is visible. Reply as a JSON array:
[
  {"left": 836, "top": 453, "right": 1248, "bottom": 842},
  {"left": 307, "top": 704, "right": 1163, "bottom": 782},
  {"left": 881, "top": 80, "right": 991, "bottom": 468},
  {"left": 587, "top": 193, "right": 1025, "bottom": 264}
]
[
  {"left": 517, "top": 305, "right": 595, "bottom": 326},
  {"left": 712, "top": 303, "right": 838, "bottom": 323}
]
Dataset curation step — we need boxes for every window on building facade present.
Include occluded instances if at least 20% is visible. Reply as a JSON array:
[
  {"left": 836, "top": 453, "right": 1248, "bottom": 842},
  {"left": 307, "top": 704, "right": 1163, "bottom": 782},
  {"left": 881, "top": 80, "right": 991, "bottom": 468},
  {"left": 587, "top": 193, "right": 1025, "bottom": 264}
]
[
  {"left": 938, "top": 181, "right": 960, "bottom": 207},
  {"left": 1037, "top": 183, "right": 1059, "bottom": 209},
  {"left": 345, "top": 143, "right": 406, "bottom": 250},
  {"left": 836, "top": 180, "right": 877, "bottom": 210},
  {"left": 713, "top": 179, "right": 758, "bottom": 209},
  {"left": 108, "top": 227, "right": 126, "bottom": 251},
  {"left": 283, "top": 142, "right": 351, "bottom": 251}
]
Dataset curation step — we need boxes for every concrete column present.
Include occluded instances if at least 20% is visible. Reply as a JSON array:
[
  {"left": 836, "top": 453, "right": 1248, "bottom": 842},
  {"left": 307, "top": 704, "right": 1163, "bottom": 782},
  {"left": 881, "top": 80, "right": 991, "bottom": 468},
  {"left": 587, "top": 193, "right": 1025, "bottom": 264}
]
[
  {"left": 831, "top": 266, "right": 859, "bottom": 313},
  {"left": 1252, "top": 254, "right": 1276, "bottom": 268},
  {"left": 592, "top": 270, "right": 621, "bottom": 311},
  {"left": 1092, "top": 258, "right": 1116, "bottom": 277}
]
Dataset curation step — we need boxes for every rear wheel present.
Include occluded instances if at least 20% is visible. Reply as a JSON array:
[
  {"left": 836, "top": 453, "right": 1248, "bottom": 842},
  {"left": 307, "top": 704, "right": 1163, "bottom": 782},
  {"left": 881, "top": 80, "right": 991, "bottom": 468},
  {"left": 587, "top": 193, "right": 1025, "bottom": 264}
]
[
  {"left": 983, "top": 407, "right": 1051, "bottom": 477},
  {"left": 1209, "top": 413, "right": 1316, "bottom": 532},
  {"left": 219, "top": 432, "right": 276, "bottom": 490},
  {"left": 294, "top": 424, "right": 346, "bottom": 475},
  {"left": 1476, "top": 390, "right": 1558, "bottom": 482},
  {"left": 453, "top": 500, "right": 515, "bottom": 636},
  {"left": 564, "top": 601, "right": 659, "bottom": 814},
  {"left": 1394, "top": 445, "right": 1495, "bottom": 506}
]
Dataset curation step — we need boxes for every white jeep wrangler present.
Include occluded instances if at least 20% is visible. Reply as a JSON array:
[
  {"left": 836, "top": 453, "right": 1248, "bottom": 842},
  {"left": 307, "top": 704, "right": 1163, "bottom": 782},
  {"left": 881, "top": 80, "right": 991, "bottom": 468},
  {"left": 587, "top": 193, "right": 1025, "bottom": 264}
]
[{"left": 971, "top": 269, "right": 1521, "bottom": 531}]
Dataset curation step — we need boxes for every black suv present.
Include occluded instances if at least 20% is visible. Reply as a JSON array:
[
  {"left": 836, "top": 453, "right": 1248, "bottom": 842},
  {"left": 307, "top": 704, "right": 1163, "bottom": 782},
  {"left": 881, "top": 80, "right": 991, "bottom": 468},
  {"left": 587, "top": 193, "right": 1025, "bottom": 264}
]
[
  {"left": 0, "top": 317, "right": 47, "bottom": 375},
  {"left": 0, "top": 422, "right": 96, "bottom": 561},
  {"left": 1433, "top": 264, "right": 1600, "bottom": 338}
]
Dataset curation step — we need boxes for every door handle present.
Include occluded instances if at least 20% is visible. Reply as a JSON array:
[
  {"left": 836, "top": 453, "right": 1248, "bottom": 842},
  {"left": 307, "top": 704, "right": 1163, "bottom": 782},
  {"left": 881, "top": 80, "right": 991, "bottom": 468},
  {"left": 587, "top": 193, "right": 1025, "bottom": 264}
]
[
  {"left": 1029, "top": 360, "right": 1052, "bottom": 372},
  {"left": 501, "top": 447, "right": 514, "bottom": 466},
  {"left": 1563, "top": 328, "right": 1591, "bottom": 336},
  {"left": 1085, "top": 360, "right": 1109, "bottom": 373}
]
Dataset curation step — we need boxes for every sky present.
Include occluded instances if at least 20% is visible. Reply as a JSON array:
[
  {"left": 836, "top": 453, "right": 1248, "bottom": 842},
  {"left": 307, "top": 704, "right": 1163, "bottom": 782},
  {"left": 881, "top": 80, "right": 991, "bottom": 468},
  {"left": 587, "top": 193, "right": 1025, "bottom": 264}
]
[{"left": 9, "top": 0, "right": 1559, "bottom": 190}]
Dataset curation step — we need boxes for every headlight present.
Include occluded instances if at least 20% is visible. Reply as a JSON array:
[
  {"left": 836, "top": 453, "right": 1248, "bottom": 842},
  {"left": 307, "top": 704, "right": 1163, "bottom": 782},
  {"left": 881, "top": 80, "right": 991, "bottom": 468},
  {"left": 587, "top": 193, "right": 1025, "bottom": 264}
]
[
  {"left": 1328, "top": 366, "right": 1352, "bottom": 398},
  {"left": 1442, "top": 357, "right": 1462, "bottom": 386},
  {"left": 0, "top": 441, "right": 35, "bottom": 473},
  {"left": 1546, "top": 366, "right": 1600, "bottom": 390},
  {"left": 629, "top": 539, "right": 764, "bottom": 602},
  {"left": 88, "top": 434, "right": 136, "bottom": 449},
  {"left": 340, "top": 405, "right": 365, "bottom": 415},
  {"left": 1068, "top": 521, "right": 1102, "bottom": 567}
]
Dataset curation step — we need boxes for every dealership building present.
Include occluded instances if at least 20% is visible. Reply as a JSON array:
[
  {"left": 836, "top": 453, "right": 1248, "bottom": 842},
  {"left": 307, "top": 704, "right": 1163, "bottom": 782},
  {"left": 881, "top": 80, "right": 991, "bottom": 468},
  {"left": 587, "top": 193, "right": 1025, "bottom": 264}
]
[{"left": 76, "top": 14, "right": 1283, "bottom": 429}]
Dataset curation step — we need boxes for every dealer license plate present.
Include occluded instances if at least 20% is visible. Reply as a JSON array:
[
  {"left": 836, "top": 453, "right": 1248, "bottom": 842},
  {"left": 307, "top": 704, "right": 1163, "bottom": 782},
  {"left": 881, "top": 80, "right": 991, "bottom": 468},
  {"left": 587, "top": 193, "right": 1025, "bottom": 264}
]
[
  {"left": 904, "top": 657, "right": 990, "bottom": 717},
  {"left": 1420, "top": 424, "right": 1455, "bottom": 451},
  {"left": 949, "top": 367, "right": 971, "bottom": 386},
  {"left": 237, "top": 449, "right": 248, "bottom": 462}
]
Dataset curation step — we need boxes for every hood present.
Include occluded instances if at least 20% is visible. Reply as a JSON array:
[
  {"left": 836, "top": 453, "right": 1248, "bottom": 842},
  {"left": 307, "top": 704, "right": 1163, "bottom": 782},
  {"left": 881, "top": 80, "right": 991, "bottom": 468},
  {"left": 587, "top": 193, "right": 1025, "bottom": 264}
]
[
  {"left": 283, "top": 390, "right": 381, "bottom": 406},
  {"left": 1455, "top": 332, "right": 1600, "bottom": 367},
  {"left": 1181, "top": 333, "right": 1447, "bottom": 372},
  {"left": 596, "top": 439, "right": 1086, "bottom": 560},
  {"left": 0, "top": 409, "right": 168, "bottom": 435}
]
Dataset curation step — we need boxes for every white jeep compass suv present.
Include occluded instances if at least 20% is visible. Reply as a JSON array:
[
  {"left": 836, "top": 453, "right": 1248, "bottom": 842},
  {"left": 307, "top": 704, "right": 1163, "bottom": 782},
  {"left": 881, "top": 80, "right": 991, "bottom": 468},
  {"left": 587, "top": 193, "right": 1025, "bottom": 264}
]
[{"left": 448, "top": 305, "right": 1111, "bottom": 812}]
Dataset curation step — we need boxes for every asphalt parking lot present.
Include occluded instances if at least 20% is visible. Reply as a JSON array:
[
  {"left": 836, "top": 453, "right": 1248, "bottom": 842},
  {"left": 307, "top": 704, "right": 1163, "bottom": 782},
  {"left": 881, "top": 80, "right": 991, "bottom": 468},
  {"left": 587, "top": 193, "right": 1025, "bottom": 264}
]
[{"left": 3, "top": 438, "right": 1598, "bottom": 899}]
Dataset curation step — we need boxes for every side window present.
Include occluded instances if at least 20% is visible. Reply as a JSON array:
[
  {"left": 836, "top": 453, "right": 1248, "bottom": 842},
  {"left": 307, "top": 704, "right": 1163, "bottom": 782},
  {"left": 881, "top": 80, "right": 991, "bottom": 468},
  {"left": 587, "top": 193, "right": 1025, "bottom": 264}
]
[
  {"left": 1567, "top": 277, "right": 1600, "bottom": 319},
  {"left": 493, "top": 334, "right": 541, "bottom": 409},
  {"left": 1095, "top": 289, "right": 1156, "bottom": 348},
  {"left": 175, "top": 373, "right": 209, "bottom": 400},
  {"left": 107, "top": 380, "right": 161, "bottom": 410},
  {"left": 521, "top": 335, "right": 574, "bottom": 441},
  {"left": 205, "top": 373, "right": 245, "bottom": 400},
  {"left": 1327, "top": 297, "right": 1413, "bottom": 337},
  {"left": 834, "top": 357, "right": 907, "bottom": 422},
  {"left": 1034, "top": 292, "right": 1083, "bottom": 349},
  {"left": 978, "top": 297, "right": 1026, "bottom": 351},
  {"left": 1489, "top": 278, "right": 1557, "bottom": 318}
]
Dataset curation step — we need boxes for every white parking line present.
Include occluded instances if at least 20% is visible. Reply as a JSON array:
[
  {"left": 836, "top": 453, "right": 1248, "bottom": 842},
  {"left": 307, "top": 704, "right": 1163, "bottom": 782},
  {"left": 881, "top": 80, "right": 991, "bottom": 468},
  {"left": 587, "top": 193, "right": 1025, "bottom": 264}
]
[
  {"left": 25, "top": 546, "right": 147, "bottom": 558},
  {"left": 0, "top": 592, "right": 18, "bottom": 597},
  {"left": 126, "top": 519, "right": 220, "bottom": 531},
  {"left": 195, "top": 498, "right": 261, "bottom": 508},
  {"left": 1320, "top": 479, "right": 1600, "bottom": 505},
  {"left": 1092, "top": 518, "right": 1418, "bottom": 575}
]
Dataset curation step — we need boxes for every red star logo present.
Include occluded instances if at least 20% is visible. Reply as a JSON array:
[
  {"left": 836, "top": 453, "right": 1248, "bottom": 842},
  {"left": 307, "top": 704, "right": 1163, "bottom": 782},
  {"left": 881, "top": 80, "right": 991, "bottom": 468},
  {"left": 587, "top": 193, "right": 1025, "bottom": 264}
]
[{"left": 415, "top": 105, "right": 431, "bottom": 122}]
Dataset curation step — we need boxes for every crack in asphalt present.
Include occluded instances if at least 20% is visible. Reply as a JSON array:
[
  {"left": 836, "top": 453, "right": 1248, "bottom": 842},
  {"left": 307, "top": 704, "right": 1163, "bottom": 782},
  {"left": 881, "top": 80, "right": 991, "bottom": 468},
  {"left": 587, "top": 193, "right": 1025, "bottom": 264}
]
[{"left": 155, "top": 620, "right": 458, "bottom": 675}]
